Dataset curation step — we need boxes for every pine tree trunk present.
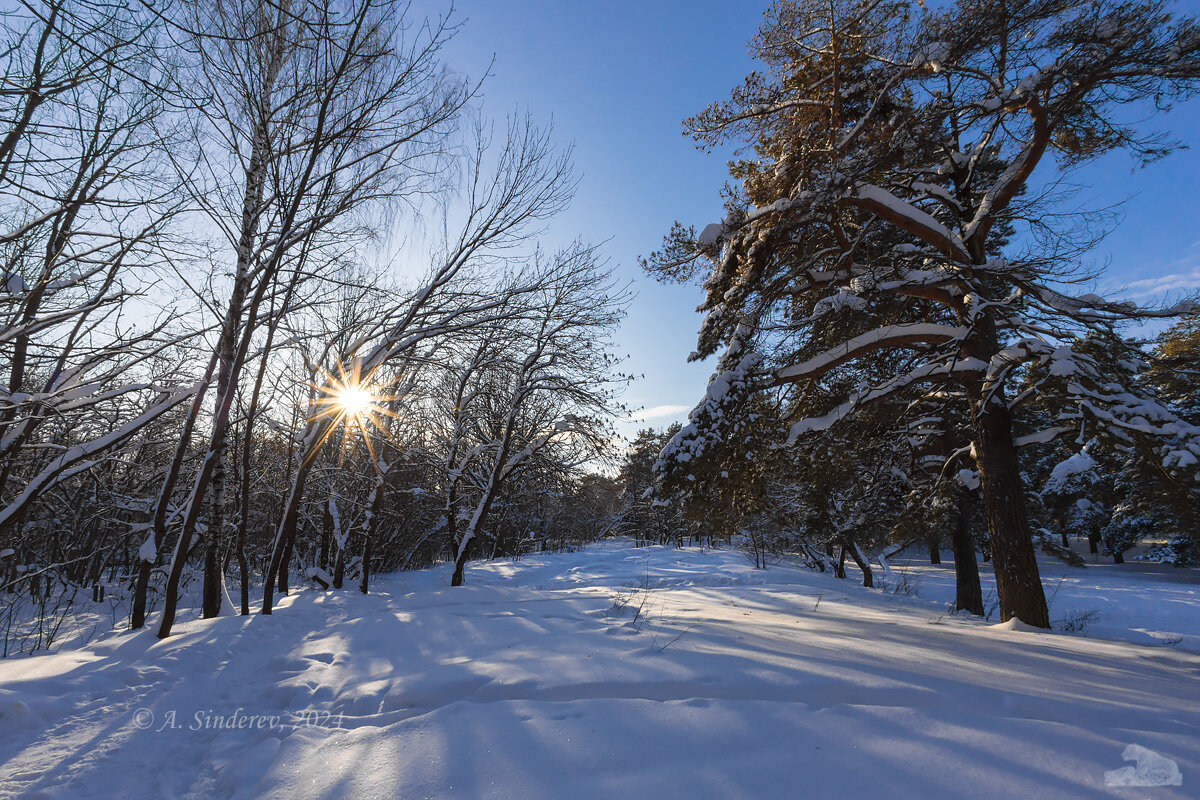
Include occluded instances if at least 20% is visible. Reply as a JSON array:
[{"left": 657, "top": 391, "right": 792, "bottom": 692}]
[
  {"left": 928, "top": 541, "right": 941, "bottom": 564},
  {"left": 971, "top": 402, "right": 1050, "bottom": 627},
  {"left": 951, "top": 488, "right": 984, "bottom": 616}
]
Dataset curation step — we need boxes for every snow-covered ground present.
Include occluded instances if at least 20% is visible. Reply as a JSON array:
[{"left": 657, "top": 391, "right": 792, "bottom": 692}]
[
  {"left": 884, "top": 541, "right": 1200, "bottom": 652},
  {"left": 1, "top": 540, "right": 1198, "bottom": 799}
]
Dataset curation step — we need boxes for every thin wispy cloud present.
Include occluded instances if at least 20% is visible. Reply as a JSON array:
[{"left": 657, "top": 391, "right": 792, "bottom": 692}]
[
  {"left": 1119, "top": 268, "right": 1200, "bottom": 299},
  {"left": 622, "top": 404, "right": 690, "bottom": 422},
  {"left": 1104, "top": 243, "right": 1200, "bottom": 300}
]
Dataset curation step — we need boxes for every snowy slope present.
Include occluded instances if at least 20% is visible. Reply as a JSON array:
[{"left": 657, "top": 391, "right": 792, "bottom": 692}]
[{"left": 1, "top": 541, "right": 1197, "bottom": 799}]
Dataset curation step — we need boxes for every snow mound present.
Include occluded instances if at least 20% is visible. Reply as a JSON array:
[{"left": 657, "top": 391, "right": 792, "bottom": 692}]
[{"left": 988, "top": 617, "right": 1048, "bottom": 633}]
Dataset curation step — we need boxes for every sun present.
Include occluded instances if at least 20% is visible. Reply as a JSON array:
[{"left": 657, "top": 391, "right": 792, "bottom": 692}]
[
  {"left": 336, "top": 385, "right": 374, "bottom": 420},
  {"left": 312, "top": 359, "right": 388, "bottom": 432},
  {"left": 309, "top": 359, "right": 403, "bottom": 468},
  {"left": 316, "top": 368, "right": 382, "bottom": 427}
]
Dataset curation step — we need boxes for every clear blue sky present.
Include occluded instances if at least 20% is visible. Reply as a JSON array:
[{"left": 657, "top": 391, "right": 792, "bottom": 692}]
[{"left": 423, "top": 0, "right": 1200, "bottom": 442}]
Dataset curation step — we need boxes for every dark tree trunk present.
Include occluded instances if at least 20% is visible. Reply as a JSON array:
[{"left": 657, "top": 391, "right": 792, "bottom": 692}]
[
  {"left": 131, "top": 561, "right": 153, "bottom": 630},
  {"left": 1088, "top": 532, "right": 1100, "bottom": 554},
  {"left": 951, "top": 489, "right": 984, "bottom": 616},
  {"left": 332, "top": 546, "right": 345, "bottom": 589},
  {"left": 236, "top": 532, "right": 250, "bottom": 616},
  {"left": 1112, "top": 549, "right": 1125, "bottom": 564},
  {"left": 845, "top": 541, "right": 873, "bottom": 588},
  {"left": 359, "top": 531, "right": 373, "bottom": 594},
  {"left": 319, "top": 501, "right": 332, "bottom": 572},
  {"left": 451, "top": 540, "right": 471, "bottom": 586},
  {"left": 928, "top": 541, "right": 941, "bottom": 564},
  {"left": 1050, "top": 503, "right": 1068, "bottom": 549},
  {"left": 277, "top": 531, "right": 293, "bottom": 595},
  {"left": 971, "top": 402, "right": 1049, "bottom": 628},
  {"left": 360, "top": 481, "right": 386, "bottom": 594},
  {"left": 75, "top": 517, "right": 102, "bottom": 584},
  {"left": 806, "top": 546, "right": 826, "bottom": 572},
  {"left": 202, "top": 296, "right": 244, "bottom": 621},
  {"left": 449, "top": 454, "right": 507, "bottom": 587},
  {"left": 834, "top": 546, "right": 847, "bottom": 579},
  {"left": 202, "top": 527, "right": 222, "bottom": 619},
  {"left": 234, "top": 305, "right": 281, "bottom": 616},
  {"left": 163, "top": 329, "right": 249, "bottom": 635},
  {"left": 157, "top": 491, "right": 203, "bottom": 638},
  {"left": 263, "top": 427, "right": 324, "bottom": 614}
]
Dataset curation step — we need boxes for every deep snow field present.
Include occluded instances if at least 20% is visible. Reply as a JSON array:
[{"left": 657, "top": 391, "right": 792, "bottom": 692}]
[{"left": 1, "top": 540, "right": 1198, "bottom": 800}]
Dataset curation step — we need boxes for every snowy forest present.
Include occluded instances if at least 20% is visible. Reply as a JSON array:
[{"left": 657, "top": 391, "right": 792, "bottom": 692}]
[
  {"left": 0, "top": 0, "right": 634, "bottom": 647},
  {"left": 2, "top": 0, "right": 1200, "bottom": 797}
]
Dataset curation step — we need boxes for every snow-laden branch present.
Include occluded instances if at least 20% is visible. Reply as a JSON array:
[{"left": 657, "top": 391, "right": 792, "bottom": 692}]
[
  {"left": 774, "top": 323, "right": 966, "bottom": 384},
  {"left": 0, "top": 384, "right": 195, "bottom": 528},
  {"left": 845, "top": 183, "right": 969, "bottom": 262},
  {"left": 785, "top": 358, "right": 985, "bottom": 445}
]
